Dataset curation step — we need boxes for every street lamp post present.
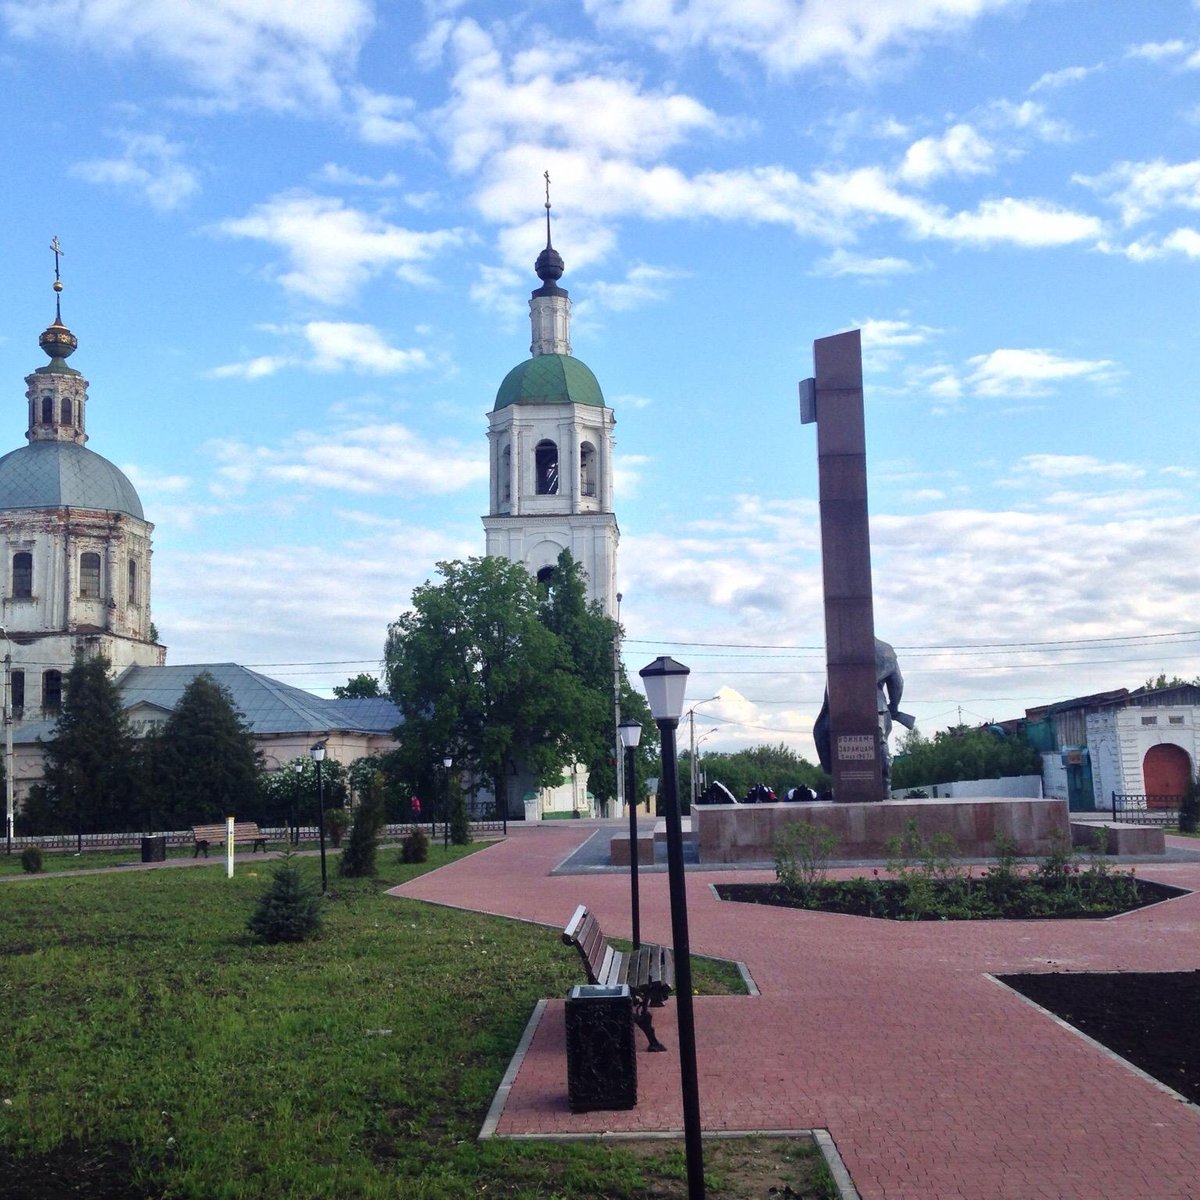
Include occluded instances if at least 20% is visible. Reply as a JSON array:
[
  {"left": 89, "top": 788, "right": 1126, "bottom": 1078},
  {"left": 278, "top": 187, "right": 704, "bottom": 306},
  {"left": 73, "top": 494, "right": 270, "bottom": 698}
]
[
  {"left": 291, "top": 760, "right": 303, "bottom": 846},
  {"left": 618, "top": 717, "right": 642, "bottom": 949},
  {"left": 686, "top": 696, "right": 720, "bottom": 812},
  {"left": 639, "top": 656, "right": 705, "bottom": 1200},
  {"left": 442, "top": 755, "right": 453, "bottom": 849},
  {"left": 310, "top": 741, "right": 328, "bottom": 893}
]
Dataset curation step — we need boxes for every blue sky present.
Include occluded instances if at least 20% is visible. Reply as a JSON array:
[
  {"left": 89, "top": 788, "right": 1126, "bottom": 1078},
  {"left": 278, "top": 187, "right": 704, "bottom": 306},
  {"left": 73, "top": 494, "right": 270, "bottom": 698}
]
[{"left": 1, "top": 0, "right": 1198, "bottom": 758}]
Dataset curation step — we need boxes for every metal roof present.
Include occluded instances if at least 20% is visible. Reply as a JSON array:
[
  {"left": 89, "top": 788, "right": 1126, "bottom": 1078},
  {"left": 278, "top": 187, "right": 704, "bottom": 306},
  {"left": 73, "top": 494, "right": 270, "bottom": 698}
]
[
  {"left": 0, "top": 441, "right": 144, "bottom": 519},
  {"left": 493, "top": 353, "right": 605, "bottom": 411},
  {"left": 114, "top": 663, "right": 402, "bottom": 736}
]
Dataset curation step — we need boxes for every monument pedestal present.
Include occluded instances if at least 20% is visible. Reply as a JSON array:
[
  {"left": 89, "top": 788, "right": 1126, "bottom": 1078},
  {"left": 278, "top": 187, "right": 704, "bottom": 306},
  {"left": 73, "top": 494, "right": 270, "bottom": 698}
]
[{"left": 695, "top": 798, "right": 1071, "bottom": 864}]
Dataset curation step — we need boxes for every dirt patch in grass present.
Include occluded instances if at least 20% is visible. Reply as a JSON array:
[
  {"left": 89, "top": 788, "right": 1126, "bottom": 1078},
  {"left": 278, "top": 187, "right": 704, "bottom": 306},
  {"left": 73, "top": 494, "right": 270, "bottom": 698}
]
[
  {"left": 0, "top": 1141, "right": 157, "bottom": 1199},
  {"left": 560, "top": 1135, "right": 837, "bottom": 1199},
  {"left": 999, "top": 970, "right": 1200, "bottom": 1105}
]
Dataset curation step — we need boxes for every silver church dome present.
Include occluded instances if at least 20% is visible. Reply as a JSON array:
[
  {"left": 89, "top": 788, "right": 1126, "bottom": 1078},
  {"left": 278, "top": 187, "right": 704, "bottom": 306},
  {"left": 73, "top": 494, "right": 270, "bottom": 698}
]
[{"left": 0, "top": 441, "right": 144, "bottom": 520}]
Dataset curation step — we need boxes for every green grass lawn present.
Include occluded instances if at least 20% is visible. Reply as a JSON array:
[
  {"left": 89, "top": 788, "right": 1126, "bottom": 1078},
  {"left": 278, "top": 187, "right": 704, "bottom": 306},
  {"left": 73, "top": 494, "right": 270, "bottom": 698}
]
[{"left": 0, "top": 846, "right": 823, "bottom": 1199}]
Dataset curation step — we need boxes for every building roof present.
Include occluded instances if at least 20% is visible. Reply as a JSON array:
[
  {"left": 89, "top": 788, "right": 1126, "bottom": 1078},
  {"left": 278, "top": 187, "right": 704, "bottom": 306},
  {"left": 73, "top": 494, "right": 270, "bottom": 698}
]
[
  {"left": 493, "top": 353, "right": 604, "bottom": 411},
  {"left": 116, "top": 663, "right": 401, "bottom": 735},
  {"left": 0, "top": 441, "right": 144, "bottom": 519},
  {"left": 13, "top": 662, "right": 401, "bottom": 747}
]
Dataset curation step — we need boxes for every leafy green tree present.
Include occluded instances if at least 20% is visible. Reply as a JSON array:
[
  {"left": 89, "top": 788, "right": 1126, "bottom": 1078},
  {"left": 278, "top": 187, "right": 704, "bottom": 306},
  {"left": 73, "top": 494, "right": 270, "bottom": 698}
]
[
  {"left": 385, "top": 557, "right": 589, "bottom": 820},
  {"left": 891, "top": 724, "right": 1042, "bottom": 790},
  {"left": 333, "top": 673, "right": 382, "bottom": 699},
  {"left": 339, "top": 772, "right": 386, "bottom": 877},
  {"left": 29, "top": 655, "right": 137, "bottom": 835},
  {"left": 1142, "top": 672, "right": 1199, "bottom": 691},
  {"left": 539, "top": 550, "right": 658, "bottom": 809},
  {"left": 256, "top": 758, "right": 350, "bottom": 830},
  {"left": 158, "top": 672, "right": 261, "bottom": 826}
]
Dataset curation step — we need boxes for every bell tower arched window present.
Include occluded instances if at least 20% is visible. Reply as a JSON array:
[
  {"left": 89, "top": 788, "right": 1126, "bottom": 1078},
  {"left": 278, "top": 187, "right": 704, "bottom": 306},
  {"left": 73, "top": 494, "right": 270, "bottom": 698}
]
[
  {"left": 580, "top": 441, "right": 597, "bottom": 497},
  {"left": 535, "top": 440, "right": 559, "bottom": 495},
  {"left": 128, "top": 558, "right": 139, "bottom": 605},
  {"left": 12, "top": 552, "right": 32, "bottom": 599},
  {"left": 60, "top": 397, "right": 73, "bottom": 425},
  {"left": 501, "top": 444, "right": 512, "bottom": 503},
  {"left": 41, "top": 396, "right": 53, "bottom": 425},
  {"left": 80, "top": 551, "right": 102, "bottom": 599}
]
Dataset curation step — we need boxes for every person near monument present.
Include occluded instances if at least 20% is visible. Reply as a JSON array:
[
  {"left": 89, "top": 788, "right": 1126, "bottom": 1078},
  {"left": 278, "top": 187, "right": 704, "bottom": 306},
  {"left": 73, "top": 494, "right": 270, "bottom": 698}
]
[{"left": 813, "top": 638, "right": 913, "bottom": 798}]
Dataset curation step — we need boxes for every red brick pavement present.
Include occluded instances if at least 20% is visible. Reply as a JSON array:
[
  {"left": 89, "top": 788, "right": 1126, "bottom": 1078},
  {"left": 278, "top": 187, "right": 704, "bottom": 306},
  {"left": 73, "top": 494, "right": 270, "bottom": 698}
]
[{"left": 393, "top": 824, "right": 1200, "bottom": 1199}]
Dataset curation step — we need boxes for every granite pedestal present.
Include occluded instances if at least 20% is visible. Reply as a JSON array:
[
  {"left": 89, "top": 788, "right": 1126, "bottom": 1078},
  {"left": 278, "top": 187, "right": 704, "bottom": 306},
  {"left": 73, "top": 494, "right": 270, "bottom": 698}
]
[{"left": 695, "top": 797, "right": 1071, "bottom": 864}]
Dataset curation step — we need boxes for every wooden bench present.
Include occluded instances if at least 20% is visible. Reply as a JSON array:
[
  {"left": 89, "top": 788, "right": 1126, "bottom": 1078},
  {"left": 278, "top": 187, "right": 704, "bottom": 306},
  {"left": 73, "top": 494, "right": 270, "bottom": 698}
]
[
  {"left": 192, "top": 822, "right": 269, "bottom": 857},
  {"left": 562, "top": 904, "right": 674, "bottom": 1053}
]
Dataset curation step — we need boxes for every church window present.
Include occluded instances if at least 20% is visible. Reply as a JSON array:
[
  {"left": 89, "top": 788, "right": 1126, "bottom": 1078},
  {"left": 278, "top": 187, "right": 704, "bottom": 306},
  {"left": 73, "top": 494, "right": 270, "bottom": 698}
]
[
  {"left": 43, "top": 669, "right": 62, "bottom": 713},
  {"left": 128, "top": 558, "right": 139, "bottom": 605},
  {"left": 41, "top": 396, "right": 53, "bottom": 425},
  {"left": 60, "top": 397, "right": 73, "bottom": 426},
  {"left": 501, "top": 445, "right": 512, "bottom": 502},
  {"left": 535, "top": 440, "right": 559, "bottom": 495},
  {"left": 580, "top": 441, "right": 597, "bottom": 497},
  {"left": 10, "top": 670, "right": 24, "bottom": 714},
  {"left": 12, "top": 552, "right": 32, "bottom": 599},
  {"left": 80, "top": 552, "right": 102, "bottom": 599}
]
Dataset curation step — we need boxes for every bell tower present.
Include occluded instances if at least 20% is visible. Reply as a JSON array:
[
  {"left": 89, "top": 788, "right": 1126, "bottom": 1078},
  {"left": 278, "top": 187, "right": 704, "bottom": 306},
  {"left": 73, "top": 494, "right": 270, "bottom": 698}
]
[{"left": 483, "top": 180, "right": 618, "bottom": 615}]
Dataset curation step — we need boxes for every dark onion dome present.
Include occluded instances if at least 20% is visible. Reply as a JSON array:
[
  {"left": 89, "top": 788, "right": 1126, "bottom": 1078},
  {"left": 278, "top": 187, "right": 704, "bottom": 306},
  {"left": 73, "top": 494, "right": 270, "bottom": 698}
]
[
  {"left": 493, "top": 353, "right": 604, "bottom": 412},
  {"left": 535, "top": 243, "right": 565, "bottom": 284},
  {"left": 0, "top": 441, "right": 144, "bottom": 519},
  {"left": 36, "top": 320, "right": 80, "bottom": 374}
]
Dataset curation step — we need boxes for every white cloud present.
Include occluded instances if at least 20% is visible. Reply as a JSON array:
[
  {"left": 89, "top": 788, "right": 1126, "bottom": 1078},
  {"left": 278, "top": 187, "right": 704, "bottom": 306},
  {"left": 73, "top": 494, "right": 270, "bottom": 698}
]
[
  {"left": 2, "top": 0, "right": 373, "bottom": 113},
  {"left": 437, "top": 18, "right": 725, "bottom": 179},
  {"left": 214, "top": 193, "right": 464, "bottom": 304},
  {"left": 347, "top": 86, "right": 422, "bottom": 145},
  {"left": 1126, "top": 40, "right": 1190, "bottom": 62},
  {"left": 585, "top": 264, "right": 685, "bottom": 312},
  {"left": 314, "top": 164, "right": 402, "bottom": 189},
  {"left": 859, "top": 318, "right": 939, "bottom": 351},
  {"left": 965, "top": 348, "right": 1118, "bottom": 396},
  {"left": 209, "top": 321, "right": 432, "bottom": 379},
  {"left": 1029, "top": 63, "right": 1099, "bottom": 92},
  {"left": 813, "top": 249, "right": 916, "bottom": 277},
  {"left": 581, "top": 0, "right": 1022, "bottom": 76},
  {"left": 71, "top": 131, "right": 199, "bottom": 210},
  {"left": 1076, "top": 158, "right": 1200, "bottom": 226},
  {"left": 207, "top": 423, "right": 488, "bottom": 498},
  {"left": 1012, "top": 454, "right": 1146, "bottom": 482},
  {"left": 898, "top": 123, "right": 994, "bottom": 185}
]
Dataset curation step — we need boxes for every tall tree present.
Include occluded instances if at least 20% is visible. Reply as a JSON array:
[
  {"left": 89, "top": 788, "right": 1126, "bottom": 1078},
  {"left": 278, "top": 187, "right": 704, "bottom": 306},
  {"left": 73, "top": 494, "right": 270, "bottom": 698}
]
[
  {"left": 539, "top": 550, "right": 630, "bottom": 807},
  {"left": 33, "top": 655, "right": 136, "bottom": 835},
  {"left": 159, "top": 672, "right": 261, "bottom": 826},
  {"left": 385, "top": 557, "right": 586, "bottom": 818},
  {"left": 333, "top": 673, "right": 382, "bottom": 698}
]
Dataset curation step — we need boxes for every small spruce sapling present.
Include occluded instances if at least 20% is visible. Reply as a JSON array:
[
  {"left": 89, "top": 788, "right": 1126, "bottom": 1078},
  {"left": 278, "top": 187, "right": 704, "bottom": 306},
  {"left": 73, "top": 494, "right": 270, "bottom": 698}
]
[{"left": 248, "top": 850, "right": 322, "bottom": 943}]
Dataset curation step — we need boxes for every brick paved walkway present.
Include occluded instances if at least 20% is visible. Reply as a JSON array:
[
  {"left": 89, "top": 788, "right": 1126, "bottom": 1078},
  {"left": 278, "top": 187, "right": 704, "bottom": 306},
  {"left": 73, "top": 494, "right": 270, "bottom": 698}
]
[{"left": 393, "top": 823, "right": 1200, "bottom": 1199}]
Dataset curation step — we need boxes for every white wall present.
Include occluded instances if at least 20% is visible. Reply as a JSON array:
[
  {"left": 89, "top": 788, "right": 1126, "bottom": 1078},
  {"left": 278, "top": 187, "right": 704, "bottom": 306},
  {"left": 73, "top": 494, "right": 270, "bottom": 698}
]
[{"left": 891, "top": 775, "right": 1044, "bottom": 799}]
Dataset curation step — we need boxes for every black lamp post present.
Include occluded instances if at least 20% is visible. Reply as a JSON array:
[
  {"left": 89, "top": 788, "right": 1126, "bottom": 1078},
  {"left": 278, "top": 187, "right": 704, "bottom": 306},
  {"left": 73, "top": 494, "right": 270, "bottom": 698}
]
[
  {"left": 442, "top": 755, "right": 453, "bottom": 849},
  {"left": 639, "top": 656, "right": 705, "bottom": 1200},
  {"left": 291, "top": 759, "right": 303, "bottom": 846},
  {"left": 310, "top": 741, "right": 328, "bottom": 893},
  {"left": 618, "top": 717, "right": 643, "bottom": 949}
]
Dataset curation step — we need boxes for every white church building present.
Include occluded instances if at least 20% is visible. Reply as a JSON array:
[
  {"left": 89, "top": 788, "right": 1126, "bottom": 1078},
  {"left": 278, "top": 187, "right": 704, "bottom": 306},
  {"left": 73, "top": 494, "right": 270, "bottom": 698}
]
[{"left": 481, "top": 206, "right": 621, "bottom": 818}]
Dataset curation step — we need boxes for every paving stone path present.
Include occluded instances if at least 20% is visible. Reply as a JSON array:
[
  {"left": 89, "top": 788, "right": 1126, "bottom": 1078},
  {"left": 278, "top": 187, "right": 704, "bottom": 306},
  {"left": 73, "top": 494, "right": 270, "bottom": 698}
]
[{"left": 393, "top": 822, "right": 1200, "bottom": 1200}]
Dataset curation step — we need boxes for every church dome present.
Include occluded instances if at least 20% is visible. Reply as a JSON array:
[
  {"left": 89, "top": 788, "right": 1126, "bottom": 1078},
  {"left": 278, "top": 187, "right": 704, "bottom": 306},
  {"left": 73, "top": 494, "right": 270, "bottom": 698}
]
[
  {"left": 0, "top": 441, "right": 144, "bottom": 519},
  {"left": 493, "top": 353, "right": 605, "bottom": 412}
]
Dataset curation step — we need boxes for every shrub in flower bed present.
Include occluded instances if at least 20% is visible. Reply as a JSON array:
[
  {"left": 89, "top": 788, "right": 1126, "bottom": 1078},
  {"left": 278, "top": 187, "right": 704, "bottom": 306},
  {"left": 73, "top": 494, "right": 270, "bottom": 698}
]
[{"left": 717, "top": 820, "right": 1185, "bottom": 920}]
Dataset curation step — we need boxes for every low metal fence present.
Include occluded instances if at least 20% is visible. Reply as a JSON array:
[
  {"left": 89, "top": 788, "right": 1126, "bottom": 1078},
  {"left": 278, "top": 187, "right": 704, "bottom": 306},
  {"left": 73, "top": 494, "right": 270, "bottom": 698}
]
[
  {"left": 4, "top": 819, "right": 510, "bottom": 855},
  {"left": 1110, "top": 793, "right": 1182, "bottom": 827}
]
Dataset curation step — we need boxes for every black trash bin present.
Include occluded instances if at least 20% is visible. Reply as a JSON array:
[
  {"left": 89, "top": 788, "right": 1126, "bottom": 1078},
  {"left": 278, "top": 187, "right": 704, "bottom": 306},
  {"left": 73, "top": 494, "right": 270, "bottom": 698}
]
[
  {"left": 565, "top": 984, "right": 637, "bottom": 1112},
  {"left": 140, "top": 835, "right": 167, "bottom": 863}
]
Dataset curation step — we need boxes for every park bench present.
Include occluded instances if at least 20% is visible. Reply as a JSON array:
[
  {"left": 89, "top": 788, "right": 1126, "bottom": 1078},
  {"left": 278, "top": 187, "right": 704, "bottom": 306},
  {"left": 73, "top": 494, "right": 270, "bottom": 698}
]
[
  {"left": 192, "top": 822, "right": 269, "bottom": 857},
  {"left": 562, "top": 904, "right": 674, "bottom": 1053}
]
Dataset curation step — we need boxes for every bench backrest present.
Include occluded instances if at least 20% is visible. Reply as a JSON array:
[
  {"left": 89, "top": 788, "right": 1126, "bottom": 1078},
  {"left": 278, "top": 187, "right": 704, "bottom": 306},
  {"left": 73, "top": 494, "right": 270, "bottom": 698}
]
[
  {"left": 562, "top": 904, "right": 610, "bottom": 985},
  {"left": 192, "top": 822, "right": 262, "bottom": 841}
]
